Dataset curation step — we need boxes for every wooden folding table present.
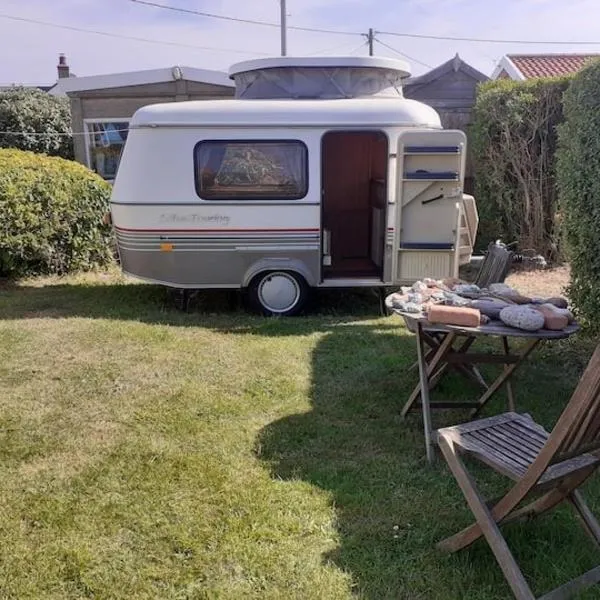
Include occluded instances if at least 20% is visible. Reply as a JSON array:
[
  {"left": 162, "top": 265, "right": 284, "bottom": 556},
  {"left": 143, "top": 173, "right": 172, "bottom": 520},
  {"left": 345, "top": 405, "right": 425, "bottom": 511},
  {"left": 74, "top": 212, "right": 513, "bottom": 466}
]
[{"left": 389, "top": 308, "right": 579, "bottom": 463}]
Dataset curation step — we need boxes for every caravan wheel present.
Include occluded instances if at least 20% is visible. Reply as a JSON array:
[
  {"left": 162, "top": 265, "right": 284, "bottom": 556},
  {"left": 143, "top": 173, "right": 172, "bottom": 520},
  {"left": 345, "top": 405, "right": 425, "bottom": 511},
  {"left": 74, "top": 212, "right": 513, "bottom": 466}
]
[{"left": 248, "top": 270, "right": 308, "bottom": 316}]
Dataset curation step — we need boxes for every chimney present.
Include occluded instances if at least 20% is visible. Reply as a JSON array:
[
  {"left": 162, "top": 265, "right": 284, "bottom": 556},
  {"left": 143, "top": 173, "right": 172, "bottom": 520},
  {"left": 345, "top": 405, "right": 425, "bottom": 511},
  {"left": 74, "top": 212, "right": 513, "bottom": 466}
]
[{"left": 57, "top": 53, "right": 70, "bottom": 79}]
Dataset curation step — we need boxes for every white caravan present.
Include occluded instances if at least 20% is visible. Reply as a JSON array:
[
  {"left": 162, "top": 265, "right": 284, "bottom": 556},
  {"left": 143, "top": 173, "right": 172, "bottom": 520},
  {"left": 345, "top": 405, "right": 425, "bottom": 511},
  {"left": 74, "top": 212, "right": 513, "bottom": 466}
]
[{"left": 111, "top": 57, "right": 478, "bottom": 315}]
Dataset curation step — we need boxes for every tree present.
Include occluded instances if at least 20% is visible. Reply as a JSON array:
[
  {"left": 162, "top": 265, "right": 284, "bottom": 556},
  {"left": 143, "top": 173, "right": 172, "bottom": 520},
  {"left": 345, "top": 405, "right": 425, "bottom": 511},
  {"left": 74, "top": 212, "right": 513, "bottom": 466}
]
[
  {"left": 0, "top": 87, "right": 73, "bottom": 159},
  {"left": 557, "top": 59, "right": 600, "bottom": 331},
  {"left": 471, "top": 77, "right": 570, "bottom": 262}
]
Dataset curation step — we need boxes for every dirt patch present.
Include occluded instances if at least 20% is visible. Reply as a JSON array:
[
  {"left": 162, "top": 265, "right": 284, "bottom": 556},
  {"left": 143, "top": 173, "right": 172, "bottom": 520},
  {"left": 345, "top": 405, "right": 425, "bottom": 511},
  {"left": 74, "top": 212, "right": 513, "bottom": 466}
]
[
  {"left": 506, "top": 265, "right": 570, "bottom": 298},
  {"left": 459, "top": 261, "right": 570, "bottom": 300}
]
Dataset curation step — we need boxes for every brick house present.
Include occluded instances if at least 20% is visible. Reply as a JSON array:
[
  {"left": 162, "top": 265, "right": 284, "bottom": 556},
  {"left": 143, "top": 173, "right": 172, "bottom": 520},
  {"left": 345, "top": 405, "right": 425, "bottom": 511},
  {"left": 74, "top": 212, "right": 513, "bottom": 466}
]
[{"left": 492, "top": 53, "right": 600, "bottom": 80}]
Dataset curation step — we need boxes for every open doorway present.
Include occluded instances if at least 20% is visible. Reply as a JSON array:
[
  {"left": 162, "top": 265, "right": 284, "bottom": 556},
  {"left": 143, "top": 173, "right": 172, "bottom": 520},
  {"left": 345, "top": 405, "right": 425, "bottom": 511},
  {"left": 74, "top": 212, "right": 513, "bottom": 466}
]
[{"left": 321, "top": 131, "right": 388, "bottom": 279}]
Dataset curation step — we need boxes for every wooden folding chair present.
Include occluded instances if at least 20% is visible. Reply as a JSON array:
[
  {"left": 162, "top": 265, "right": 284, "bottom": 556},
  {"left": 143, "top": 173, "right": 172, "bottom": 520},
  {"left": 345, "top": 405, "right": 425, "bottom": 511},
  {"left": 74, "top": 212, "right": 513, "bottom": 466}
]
[
  {"left": 474, "top": 240, "right": 515, "bottom": 289},
  {"left": 436, "top": 343, "right": 600, "bottom": 600}
]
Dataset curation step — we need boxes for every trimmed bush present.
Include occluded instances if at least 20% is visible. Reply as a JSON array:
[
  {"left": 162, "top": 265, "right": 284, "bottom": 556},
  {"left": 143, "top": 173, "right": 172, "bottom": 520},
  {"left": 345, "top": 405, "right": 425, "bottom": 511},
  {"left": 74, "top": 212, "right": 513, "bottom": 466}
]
[
  {"left": 0, "top": 149, "right": 113, "bottom": 278},
  {"left": 0, "top": 87, "right": 73, "bottom": 159},
  {"left": 557, "top": 60, "right": 600, "bottom": 331},
  {"left": 471, "top": 77, "right": 571, "bottom": 261}
]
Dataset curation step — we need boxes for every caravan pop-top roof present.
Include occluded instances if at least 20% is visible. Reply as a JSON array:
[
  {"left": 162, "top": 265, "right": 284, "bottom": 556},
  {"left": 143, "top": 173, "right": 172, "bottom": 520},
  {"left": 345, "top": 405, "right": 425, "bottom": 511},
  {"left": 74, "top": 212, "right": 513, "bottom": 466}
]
[
  {"left": 228, "top": 56, "right": 411, "bottom": 77},
  {"left": 228, "top": 56, "right": 412, "bottom": 100},
  {"left": 130, "top": 56, "right": 441, "bottom": 130}
]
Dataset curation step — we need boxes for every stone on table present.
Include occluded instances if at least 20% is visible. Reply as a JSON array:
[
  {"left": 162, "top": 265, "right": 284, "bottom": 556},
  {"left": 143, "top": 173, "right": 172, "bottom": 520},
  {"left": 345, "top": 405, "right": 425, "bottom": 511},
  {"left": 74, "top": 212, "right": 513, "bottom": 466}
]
[
  {"left": 499, "top": 305, "right": 545, "bottom": 332},
  {"left": 428, "top": 305, "right": 481, "bottom": 328},
  {"left": 532, "top": 304, "right": 569, "bottom": 330},
  {"left": 470, "top": 297, "right": 511, "bottom": 320}
]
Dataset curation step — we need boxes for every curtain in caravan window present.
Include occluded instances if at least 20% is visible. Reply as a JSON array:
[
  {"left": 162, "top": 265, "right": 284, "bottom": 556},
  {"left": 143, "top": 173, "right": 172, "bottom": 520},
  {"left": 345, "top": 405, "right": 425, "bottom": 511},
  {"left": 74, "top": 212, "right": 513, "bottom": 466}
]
[
  {"left": 196, "top": 143, "right": 227, "bottom": 189},
  {"left": 259, "top": 143, "right": 304, "bottom": 192},
  {"left": 195, "top": 141, "right": 307, "bottom": 200}
]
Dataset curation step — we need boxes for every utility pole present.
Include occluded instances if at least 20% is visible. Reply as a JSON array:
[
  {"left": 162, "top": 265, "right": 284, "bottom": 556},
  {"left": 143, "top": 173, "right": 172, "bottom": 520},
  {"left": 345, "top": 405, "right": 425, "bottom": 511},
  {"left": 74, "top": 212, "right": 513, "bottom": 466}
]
[
  {"left": 367, "top": 28, "right": 374, "bottom": 56},
  {"left": 280, "top": 0, "right": 287, "bottom": 56}
]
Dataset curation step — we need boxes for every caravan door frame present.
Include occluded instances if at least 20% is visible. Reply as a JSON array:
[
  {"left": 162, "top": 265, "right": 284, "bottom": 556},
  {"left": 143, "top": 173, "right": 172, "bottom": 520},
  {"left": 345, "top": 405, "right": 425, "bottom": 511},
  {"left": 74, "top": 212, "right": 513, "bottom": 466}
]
[{"left": 318, "top": 128, "right": 390, "bottom": 285}]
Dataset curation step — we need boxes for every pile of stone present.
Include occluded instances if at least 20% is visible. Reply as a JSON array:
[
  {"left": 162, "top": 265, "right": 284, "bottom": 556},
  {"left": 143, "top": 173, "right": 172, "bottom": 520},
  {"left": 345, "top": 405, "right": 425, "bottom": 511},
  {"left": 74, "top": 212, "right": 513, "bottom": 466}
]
[{"left": 388, "top": 279, "right": 574, "bottom": 332}]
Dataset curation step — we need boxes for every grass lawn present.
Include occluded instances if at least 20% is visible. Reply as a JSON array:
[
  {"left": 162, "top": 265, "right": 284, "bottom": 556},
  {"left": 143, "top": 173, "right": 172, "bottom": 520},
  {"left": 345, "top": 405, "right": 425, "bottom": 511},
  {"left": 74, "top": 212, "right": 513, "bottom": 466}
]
[{"left": 0, "top": 269, "right": 598, "bottom": 599}]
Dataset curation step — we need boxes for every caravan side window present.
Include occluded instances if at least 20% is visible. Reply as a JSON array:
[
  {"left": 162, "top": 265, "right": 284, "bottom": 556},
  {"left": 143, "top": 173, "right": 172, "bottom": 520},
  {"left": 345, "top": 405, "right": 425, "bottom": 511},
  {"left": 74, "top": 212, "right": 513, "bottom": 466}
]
[{"left": 195, "top": 140, "right": 308, "bottom": 200}]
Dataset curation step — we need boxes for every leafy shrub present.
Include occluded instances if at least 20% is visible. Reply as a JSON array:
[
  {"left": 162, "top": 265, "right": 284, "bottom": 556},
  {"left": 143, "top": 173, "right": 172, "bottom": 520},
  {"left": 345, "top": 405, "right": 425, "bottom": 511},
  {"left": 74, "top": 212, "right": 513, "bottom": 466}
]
[
  {"left": 557, "top": 59, "right": 600, "bottom": 331},
  {"left": 0, "top": 149, "right": 113, "bottom": 278},
  {"left": 471, "top": 77, "right": 571, "bottom": 261},
  {"left": 0, "top": 87, "right": 73, "bottom": 159}
]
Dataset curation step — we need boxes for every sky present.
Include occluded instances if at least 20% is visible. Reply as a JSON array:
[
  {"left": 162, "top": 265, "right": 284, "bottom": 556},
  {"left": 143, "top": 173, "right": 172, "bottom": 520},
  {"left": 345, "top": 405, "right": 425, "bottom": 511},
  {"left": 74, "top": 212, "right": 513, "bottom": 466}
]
[{"left": 2, "top": 0, "right": 600, "bottom": 85}]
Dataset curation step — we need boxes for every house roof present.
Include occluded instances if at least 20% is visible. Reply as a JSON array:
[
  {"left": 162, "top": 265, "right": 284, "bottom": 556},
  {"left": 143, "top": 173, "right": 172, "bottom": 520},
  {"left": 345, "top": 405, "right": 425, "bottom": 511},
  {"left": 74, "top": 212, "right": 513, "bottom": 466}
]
[
  {"left": 492, "top": 54, "right": 600, "bottom": 80},
  {"left": 49, "top": 65, "right": 233, "bottom": 96},
  {"left": 404, "top": 53, "right": 488, "bottom": 88}
]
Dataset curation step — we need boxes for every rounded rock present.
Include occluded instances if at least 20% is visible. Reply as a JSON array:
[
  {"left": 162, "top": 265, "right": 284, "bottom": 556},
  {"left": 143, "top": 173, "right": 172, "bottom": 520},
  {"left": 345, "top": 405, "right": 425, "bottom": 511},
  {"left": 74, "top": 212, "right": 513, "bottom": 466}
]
[{"left": 499, "top": 306, "right": 545, "bottom": 331}]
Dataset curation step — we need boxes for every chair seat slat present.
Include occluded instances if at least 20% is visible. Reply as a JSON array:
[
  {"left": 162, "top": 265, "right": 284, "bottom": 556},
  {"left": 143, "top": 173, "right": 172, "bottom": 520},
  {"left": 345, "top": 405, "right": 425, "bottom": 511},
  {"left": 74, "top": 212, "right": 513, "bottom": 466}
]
[
  {"left": 502, "top": 420, "right": 549, "bottom": 445},
  {"left": 496, "top": 426, "right": 547, "bottom": 459},
  {"left": 463, "top": 431, "right": 530, "bottom": 475},
  {"left": 468, "top": 430, "right": 535, "bottom": 468},
  {"left": 482, "top": 426, "right": 543, "bottom": 461}
]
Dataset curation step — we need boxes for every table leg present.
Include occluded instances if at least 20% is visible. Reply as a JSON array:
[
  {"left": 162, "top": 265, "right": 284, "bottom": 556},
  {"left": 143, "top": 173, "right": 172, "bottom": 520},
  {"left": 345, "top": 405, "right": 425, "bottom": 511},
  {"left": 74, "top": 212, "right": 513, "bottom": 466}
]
[
  {"left": 415, "top": 322, "right": 435, "bottom": 463},
  {"left": 449, "top": 337, "right": 488, "bottom": 389},
  {"left": 471, "top": 366, "right": 488, "bottom": 389},
  {"left": 404, "top": 335, "right": 482, "bottom": 416},
  {"left": 470, "top": 339, "right": 540, "bottom": 418},
  {"left": 502, "top": 337, "right": 516, "bottom": 412},
  {"left": 408, "top": 346, "right": 437, "bottom": 372},
  {"left": 427, "top": 337, "right": 475, "bottom": 388},
  {"left": 401, "top": 331, "right": 456, "bottom": 418}
]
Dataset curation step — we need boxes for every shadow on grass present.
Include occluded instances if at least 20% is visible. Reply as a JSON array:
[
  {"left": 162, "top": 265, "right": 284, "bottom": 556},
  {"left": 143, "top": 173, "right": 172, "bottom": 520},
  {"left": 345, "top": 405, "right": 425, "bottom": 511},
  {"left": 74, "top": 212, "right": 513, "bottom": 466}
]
[
  {"left": 258, "top": 325, "right": 600, "bottom": 599},
  {"left": 0, "top": 279, "right": 388, "bottom": 334}
]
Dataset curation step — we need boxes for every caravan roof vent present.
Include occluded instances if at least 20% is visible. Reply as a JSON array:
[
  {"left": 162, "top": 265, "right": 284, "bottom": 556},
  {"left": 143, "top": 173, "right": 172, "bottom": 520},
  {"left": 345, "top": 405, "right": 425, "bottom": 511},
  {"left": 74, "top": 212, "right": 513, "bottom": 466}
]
[{"left": 228, "top": 56, "right": 411, "bottom": 100}]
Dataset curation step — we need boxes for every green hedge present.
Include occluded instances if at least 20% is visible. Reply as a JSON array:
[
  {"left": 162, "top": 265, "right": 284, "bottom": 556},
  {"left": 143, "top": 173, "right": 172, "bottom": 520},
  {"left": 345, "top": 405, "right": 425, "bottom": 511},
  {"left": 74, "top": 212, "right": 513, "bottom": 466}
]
[
  {"left": 557, "top": 60, "right": 600, "bottom": 331},
  {"left": 471, "top": 77, "right": 571, "bottom": 261},
  {"left": 0, "top": 149, "right": 114, "bottom": 278},
  {"left": 0, "top": 87, "right": 73, "bottom": 159}
]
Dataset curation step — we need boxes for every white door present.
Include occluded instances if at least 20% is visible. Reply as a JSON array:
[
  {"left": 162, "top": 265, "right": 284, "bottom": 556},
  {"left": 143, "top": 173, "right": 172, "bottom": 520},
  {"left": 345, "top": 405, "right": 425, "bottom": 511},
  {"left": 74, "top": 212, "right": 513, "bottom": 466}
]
[{"left": 392, "top": 129, "right": 467, "bottom": 284}]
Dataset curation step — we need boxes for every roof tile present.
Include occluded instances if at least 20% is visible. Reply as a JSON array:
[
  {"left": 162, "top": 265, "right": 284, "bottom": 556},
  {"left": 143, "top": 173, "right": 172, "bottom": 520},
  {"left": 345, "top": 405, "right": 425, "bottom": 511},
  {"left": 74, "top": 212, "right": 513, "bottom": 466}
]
[{"left": 509, "top": 54, "right": 600, "bottom": 78}]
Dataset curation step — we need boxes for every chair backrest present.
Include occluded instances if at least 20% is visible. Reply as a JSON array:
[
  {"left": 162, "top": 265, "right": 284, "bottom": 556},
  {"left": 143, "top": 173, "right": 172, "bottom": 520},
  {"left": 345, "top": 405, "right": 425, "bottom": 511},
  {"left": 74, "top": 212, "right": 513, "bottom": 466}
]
[
  {"left": 474, "top": 241, "right": 514, "bottom": 288},
  {"left": 546, "top": 344, "right": 600, "bottom": 464}
]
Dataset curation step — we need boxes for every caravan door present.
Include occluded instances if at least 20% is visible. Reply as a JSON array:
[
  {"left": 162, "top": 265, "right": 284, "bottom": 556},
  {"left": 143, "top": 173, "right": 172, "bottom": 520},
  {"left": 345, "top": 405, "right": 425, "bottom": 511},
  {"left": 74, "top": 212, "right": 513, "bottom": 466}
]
[
  {"left": 393, "top": 129, "right": 469, "bottom": 283},
  {"left": 321, "top": 131, "right": 388, "bottom": 281}
]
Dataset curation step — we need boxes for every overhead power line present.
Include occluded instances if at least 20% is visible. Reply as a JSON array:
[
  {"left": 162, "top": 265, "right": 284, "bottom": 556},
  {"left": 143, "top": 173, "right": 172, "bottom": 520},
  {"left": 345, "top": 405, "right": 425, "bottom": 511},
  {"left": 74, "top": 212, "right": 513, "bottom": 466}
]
[
  {"left": 0, "top": 13, "right": 268, "bottom": 55},
  {"left": 374, "top": 38, "right": 433, "bottom": 70},
  {"left": 307, "top": 39, "right": 369, "bottom": 56},
  {"left": 377, "top": 29, "right": 600, "bottom": 46},
  {"left": 130, "top": 1, "right": 600, "bottom": 46},
  {"left": 129, "top": 0, "right": 361, "bottom": 36},
  {"left": 349, "top": 41, "right": 369, "bottom": 56}
]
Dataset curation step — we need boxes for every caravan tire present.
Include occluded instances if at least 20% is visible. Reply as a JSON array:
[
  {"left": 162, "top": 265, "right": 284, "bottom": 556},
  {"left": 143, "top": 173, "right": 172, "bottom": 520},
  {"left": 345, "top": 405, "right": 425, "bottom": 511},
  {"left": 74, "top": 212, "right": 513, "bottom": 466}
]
[{"left": 247, "top": 270, "right": 309, "bottom": 316}]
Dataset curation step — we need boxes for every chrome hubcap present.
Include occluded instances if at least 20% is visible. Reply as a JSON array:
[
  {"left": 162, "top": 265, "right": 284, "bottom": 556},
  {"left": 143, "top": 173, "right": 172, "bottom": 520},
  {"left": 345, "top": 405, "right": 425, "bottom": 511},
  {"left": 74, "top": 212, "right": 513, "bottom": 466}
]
[{"left": 257, "top": 272, "right": 301, "bottom": 313}]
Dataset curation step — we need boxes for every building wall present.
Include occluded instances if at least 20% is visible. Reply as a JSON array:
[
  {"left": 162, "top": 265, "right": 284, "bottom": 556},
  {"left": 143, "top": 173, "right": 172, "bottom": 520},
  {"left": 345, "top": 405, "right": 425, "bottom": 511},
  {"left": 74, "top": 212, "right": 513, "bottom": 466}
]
[
  {"left": 496, "top": 68, "right": 512, "bottom": 80},
  {"left": 69, "top": 80, "right": 234, "bottom": 172}
]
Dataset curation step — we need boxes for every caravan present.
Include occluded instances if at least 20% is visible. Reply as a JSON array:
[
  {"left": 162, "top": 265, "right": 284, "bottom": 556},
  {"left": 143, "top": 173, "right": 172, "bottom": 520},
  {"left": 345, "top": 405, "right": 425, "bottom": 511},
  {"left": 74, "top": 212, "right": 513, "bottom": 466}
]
[{"left": 110, "top": 57, "right": 478, "bottom": 315}]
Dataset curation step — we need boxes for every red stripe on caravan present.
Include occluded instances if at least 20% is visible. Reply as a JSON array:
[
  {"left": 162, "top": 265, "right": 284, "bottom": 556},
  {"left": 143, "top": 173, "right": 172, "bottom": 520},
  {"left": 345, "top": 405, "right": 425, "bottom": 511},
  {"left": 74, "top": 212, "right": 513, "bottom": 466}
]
[{"left": 114, "top": 226, "right": 320, "bottom": 233}]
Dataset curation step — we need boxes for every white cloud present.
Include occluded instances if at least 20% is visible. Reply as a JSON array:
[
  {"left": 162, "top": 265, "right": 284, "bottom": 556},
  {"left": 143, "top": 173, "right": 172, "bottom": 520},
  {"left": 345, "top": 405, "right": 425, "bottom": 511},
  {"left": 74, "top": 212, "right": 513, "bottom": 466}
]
[{"left": 2, "top": 0, "right": 600, "bottom": 85}]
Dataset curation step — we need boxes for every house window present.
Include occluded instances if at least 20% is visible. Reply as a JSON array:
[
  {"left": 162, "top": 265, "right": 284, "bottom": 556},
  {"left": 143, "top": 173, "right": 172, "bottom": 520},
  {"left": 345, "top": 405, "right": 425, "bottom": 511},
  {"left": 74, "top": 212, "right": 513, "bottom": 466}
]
[
  {"left": 86, "top": 121, "right": 129, "bottom": 181},
  {"left": 195, "top": 140, "right": 308, "bottom": 200}
]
